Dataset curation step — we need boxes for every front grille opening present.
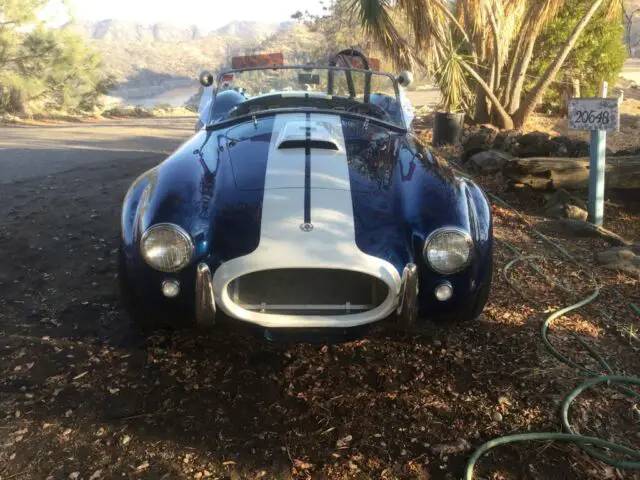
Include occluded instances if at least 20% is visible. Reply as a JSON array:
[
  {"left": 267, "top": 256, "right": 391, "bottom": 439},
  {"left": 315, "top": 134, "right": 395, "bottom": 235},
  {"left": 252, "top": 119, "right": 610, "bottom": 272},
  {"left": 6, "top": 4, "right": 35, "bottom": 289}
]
[{"left": 228, "top": 268, "right": 388, "bottom": 315}]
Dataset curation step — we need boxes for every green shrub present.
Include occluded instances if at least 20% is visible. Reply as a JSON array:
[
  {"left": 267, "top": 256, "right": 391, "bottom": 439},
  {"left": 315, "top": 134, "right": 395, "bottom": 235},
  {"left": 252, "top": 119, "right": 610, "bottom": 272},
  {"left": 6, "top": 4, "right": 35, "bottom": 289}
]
[
  {"left": 0, "top": 1, "right": 112, "bottom": 115},
  {"left": 528, "top": 0, "right": 627, "bottom": 113}
]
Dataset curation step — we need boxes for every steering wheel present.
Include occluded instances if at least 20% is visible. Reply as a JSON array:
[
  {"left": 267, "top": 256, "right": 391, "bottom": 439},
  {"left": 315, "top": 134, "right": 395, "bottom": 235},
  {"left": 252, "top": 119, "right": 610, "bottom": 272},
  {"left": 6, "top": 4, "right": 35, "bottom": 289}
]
[
  {"left": 328, "top": 48, "right": 372, "bottom": 102},
  {"left": 329, "top": 48, "right": 371, "bottom": 70}
]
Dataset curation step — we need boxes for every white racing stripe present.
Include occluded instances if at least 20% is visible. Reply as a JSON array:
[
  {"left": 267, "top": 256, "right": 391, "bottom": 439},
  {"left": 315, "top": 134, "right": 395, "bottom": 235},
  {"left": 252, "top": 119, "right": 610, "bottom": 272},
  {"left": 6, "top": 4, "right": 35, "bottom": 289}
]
[{"left": 211, "top": 113, "right": 401, "bottom": 328}]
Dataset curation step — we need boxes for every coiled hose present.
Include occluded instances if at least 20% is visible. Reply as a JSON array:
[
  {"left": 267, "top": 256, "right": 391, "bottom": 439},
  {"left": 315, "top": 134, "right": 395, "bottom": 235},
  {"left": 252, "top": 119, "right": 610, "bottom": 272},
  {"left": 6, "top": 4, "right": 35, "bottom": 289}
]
[{"left": 445, "top": 164, "right": 640, "bottom": 478}]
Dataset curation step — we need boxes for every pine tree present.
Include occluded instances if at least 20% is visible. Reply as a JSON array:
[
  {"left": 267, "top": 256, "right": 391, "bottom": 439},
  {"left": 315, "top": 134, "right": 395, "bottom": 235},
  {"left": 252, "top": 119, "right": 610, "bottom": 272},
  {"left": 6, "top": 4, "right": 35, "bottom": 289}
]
[{"left": 1, "top": 0, "right": 112, "bottom": 114}]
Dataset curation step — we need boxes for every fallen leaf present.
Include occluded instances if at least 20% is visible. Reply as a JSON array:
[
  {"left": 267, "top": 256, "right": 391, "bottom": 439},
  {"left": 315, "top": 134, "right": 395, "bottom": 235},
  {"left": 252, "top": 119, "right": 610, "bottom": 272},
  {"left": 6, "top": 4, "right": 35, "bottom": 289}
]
[
  {"left": 73, "top": 371, "right": 88, "bottom": 381},
  {"left": 336, "top": 434, "right": 353, "bottom": 449},
  {"left": 89, "top": 470, "right": 103, "bottom": 480}
]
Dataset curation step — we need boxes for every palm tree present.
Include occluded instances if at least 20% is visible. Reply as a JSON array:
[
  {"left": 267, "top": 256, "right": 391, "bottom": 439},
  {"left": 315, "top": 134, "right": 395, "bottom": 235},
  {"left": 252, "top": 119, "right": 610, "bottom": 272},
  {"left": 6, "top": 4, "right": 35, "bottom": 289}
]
[{"left": 346, "top": 0, "right": 623, "bottom": 129}]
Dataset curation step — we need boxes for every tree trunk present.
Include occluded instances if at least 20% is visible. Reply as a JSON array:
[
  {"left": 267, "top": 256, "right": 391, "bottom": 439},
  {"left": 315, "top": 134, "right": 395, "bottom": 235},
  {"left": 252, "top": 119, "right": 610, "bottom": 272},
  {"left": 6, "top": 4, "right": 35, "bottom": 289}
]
[
  {"left": 502, "top": 36, "right": 524, "bottom": 106},
  {"left": 460, "top": 60, "right": 514, "bottom": 130},
  {"left": 486, "top": 2, "right": 502, "bottom": 93},
  {"left": 474, "top": 84, "right": 490, "bottom": 124},
  {"left": 506, "top": 20, "right": 544, "bottom": 113},
  {"left": 502, "top": 156, "right": 640, "bottom": 190},
  {"left": 512, "top": 0, "right": 605, "bottom": 128}
]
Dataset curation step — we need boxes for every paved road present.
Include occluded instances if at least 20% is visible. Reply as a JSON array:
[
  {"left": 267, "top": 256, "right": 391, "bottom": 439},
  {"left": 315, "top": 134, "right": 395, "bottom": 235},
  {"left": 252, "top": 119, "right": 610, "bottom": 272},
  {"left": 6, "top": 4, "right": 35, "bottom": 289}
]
[
  {"left": 0, "top": 92, "right": 441, "bottom": 183},
  {"left": 0, "top": 117, "right": 196, "bottom": 184}
]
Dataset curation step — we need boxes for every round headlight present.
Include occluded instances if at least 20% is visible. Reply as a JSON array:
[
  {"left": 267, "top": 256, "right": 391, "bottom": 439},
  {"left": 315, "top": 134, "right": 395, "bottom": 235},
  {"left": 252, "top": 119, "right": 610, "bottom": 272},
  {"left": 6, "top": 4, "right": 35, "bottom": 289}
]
[
  {"left": 424, "top": 228, "right": 473, "bottom": 274},
  {"left": 141, "top": 224, "right": 194, "bottom": 273}
]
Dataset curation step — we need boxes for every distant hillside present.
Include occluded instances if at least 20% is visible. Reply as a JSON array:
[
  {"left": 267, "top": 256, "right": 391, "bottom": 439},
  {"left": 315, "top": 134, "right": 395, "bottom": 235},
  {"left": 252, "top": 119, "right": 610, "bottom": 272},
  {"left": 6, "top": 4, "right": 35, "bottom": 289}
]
[
  {"left": 74, "top": 19, "right": 206, "bottom": 42},
  {"left": 69, "top": 19, "right": 322, "bottom": 103}
]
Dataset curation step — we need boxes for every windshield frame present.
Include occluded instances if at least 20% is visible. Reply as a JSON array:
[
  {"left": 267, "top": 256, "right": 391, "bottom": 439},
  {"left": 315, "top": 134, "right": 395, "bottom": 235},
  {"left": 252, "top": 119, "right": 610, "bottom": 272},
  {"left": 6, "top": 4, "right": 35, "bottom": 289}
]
[{"left": 207, "top": 64, "right": 405, "bottom": 129}]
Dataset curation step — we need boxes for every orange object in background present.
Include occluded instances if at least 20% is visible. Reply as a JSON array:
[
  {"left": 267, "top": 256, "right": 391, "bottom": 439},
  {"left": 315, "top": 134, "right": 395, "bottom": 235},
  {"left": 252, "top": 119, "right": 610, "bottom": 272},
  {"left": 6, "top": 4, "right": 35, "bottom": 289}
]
[
  {"left": 231, "top": 53, "right": 285, "bottom": 69},
  {"left": 345, "top": 57, "right": 381, "bottom": 70}
]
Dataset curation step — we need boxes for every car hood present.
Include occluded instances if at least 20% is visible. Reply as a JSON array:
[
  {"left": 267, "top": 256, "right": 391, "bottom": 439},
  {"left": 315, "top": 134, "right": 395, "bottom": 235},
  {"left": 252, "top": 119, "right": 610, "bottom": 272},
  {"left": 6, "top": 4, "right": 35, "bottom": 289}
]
[
  {"left": 225, "top": 113, "right": 397, "bottom": 193},
  {"left": 198, "top": 113, "right": 408, "bottom": 272}
]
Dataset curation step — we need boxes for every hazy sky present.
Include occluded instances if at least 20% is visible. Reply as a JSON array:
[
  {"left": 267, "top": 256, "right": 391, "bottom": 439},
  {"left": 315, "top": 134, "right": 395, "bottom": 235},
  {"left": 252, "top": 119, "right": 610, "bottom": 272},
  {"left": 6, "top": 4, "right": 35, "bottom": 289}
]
[{"left": 49, "top": 0, "right": 326, "bottom": 28}]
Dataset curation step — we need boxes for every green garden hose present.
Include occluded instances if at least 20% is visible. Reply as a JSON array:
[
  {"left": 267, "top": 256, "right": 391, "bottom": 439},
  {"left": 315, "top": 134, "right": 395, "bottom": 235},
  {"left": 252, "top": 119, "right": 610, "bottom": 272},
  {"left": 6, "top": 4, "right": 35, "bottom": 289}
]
[
  {"left": 464, "top": 251, "right": 640, "bottom": 478},
  {"left": 447, "top": 160, "right": 640, "bottom": 478}
]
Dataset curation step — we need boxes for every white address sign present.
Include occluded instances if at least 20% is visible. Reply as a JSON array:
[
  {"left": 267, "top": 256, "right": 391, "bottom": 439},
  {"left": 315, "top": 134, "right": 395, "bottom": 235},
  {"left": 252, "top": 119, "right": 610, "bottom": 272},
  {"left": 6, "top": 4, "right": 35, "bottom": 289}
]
[{"left": 568, "top": 98, "right": 620, "bottom": 132}]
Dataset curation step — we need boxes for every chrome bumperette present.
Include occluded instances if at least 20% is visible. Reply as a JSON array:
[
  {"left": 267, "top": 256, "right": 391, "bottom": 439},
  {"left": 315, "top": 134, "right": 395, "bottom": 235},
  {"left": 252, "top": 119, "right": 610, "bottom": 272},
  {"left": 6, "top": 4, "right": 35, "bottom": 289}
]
[
  {"left": 195, "top": 263, "right": 216, "bottom": 326},
  {"left": 396, "top": 263, "right": 418, "bottom": 327}
]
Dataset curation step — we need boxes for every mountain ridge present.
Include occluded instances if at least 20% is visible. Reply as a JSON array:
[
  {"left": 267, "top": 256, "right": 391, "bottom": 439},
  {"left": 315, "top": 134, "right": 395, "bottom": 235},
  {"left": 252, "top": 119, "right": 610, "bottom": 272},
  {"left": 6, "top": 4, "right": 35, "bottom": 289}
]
[
  {"left": 72, "top": 19, "right": 323, "bottom": 103},
  {"left": 72, "top": 19, "right": 295, "bottom": 43}
]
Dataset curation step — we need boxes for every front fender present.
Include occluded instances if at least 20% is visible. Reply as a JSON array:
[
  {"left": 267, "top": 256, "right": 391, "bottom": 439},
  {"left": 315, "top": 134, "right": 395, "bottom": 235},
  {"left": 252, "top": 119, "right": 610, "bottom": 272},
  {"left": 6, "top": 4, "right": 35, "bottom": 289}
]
[
  {"left": 119, "top": 132, "right": 214, "bottom": 299},
  {"left": 394, "top": 140, "right": 493, "bottom": 316}
]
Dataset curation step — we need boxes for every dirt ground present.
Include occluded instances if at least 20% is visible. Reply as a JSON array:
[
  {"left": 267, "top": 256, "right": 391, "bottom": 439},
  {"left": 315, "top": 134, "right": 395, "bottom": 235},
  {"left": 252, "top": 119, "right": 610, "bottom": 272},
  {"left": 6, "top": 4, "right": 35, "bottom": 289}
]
[{"left": 0, "top": 117, "right": 639, "bottom": 480}]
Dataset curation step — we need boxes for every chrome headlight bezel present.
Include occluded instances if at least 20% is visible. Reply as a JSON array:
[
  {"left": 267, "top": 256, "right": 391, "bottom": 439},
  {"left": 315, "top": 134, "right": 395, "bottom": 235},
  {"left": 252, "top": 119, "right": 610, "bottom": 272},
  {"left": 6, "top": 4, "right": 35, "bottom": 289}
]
[
  {"left": 140, "top": 223, "right": 195, "bottom": 273},
  {"left": 424, "top": 227, "right": 474, "bottom": 275}
]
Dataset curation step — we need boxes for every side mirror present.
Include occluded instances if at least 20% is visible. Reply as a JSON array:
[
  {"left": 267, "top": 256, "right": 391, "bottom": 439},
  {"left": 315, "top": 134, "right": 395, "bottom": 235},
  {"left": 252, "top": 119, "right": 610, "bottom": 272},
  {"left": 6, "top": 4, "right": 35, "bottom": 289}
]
[
  {"left": 199, "top": 71, "right": 214, "bottom": 88},
  {"left": 397, "top": 71, "right": 414, "bottom": 88}
]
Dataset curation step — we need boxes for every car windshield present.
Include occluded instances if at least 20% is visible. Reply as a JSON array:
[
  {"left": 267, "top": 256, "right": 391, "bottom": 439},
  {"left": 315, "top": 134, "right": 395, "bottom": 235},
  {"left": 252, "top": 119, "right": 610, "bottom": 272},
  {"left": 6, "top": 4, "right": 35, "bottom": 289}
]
[{"left": 210, "top": 66, "right": 405, "bottom": 128}]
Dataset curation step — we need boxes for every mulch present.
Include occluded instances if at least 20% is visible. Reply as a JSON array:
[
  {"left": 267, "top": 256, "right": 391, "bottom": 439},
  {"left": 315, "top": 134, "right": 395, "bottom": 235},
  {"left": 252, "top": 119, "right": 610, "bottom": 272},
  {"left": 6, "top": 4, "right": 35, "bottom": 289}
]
[{"left": 0, "top": 137, "right": 638, "bottom": 480}]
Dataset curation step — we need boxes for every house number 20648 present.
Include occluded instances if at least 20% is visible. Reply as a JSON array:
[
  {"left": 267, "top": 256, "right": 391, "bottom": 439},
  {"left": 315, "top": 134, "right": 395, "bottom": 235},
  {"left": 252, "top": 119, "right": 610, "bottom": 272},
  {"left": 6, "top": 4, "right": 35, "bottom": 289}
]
[{"left": 574, "top": 110, "right": 611, "bottom": 125}]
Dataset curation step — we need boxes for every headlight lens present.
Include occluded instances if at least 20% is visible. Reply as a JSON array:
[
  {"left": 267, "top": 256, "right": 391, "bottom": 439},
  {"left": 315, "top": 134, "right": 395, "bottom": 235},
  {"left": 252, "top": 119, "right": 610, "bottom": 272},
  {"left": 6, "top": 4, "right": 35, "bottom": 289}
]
[
  {"left": 424, "top": 228, "right": 473, "bottom": 274},
  {"left": 141, "top": 224, "right": 194, "bottom": 272}
]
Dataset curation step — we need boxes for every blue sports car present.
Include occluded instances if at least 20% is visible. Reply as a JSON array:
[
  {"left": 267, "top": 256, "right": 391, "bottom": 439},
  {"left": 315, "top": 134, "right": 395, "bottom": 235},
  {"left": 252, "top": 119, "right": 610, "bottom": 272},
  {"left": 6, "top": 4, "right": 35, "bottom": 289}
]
[{"left": 118, "top": 50, "right": 493, "bottom": 341}]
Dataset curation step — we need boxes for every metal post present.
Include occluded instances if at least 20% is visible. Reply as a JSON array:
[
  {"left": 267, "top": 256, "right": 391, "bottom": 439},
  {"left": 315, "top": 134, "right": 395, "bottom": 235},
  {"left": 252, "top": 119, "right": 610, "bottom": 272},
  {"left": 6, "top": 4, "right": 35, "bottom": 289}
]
[{"left": 588, "top": 81, "right": 607, "bottom": 226}]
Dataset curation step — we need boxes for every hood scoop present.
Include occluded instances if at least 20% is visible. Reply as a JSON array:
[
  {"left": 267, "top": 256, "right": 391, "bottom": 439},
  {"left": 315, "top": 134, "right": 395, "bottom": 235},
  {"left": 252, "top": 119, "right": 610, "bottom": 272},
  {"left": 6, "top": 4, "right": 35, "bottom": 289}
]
[{"left": 276, "top": 120, "right": 340, "bottom": 151}]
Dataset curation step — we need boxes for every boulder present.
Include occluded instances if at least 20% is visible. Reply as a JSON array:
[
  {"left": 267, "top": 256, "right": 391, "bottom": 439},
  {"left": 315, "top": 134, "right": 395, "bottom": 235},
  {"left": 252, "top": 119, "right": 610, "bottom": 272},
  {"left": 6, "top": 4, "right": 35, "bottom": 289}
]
[
  {"left": 549, "top": 136, "right": 590, "bottom": 157},
  {"left": 514, "top": 132, "right": 554, "bottom": 158},
  {"left": 542, "top": 189, "right": 588, "bottom": 221},
  {"left": 462, "top": 127, "right": 498, "bottom": 162},
  {"left": 596, "top": 245, "right": 640, "bottom": 278},
  {"left": 492, "top": 130, "right": 520, "bottom": 153},
  {"left": 469, "top": 150, "right": 515, "bottom": 173}
]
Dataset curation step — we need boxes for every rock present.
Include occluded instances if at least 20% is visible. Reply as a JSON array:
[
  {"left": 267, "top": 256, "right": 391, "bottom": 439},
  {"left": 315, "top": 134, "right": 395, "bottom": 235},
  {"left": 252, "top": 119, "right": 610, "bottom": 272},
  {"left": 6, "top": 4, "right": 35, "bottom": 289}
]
[
  {"left": 492, "top": 411, "right": 503, "bottom": 422},
  {"left": 541, "top": 189, "right": 588, "bottom": 221},
  {"left": 514, "top": 132, "right": 553, "bottom": 158},
  {"left": 596, "top": 245, "right": 640, "bottom": 278},
  {"left": 431, "top": 438, "right": 472, "bottom": 457},
  {"left": 563, "top": 205, "right": 588, "bottom": 222},
  {"left": 462, "top": 127, "right": 498, "bottom": 162},
  {"left": 549, "top": 136, "right": 590, "bottom": 157},
  {"left": 469, "top": 150, "right": 515, "bottom": 173},
  {"left": 492, "top": 130, "right": 519, "bottom": 153}
]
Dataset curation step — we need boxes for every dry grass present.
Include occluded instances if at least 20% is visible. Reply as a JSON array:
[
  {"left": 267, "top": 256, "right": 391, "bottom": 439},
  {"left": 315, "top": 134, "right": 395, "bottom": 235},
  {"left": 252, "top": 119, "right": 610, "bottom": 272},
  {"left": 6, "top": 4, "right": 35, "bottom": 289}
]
[{"left": 1, "top": 106, "right": 196, "bottom": 126}]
